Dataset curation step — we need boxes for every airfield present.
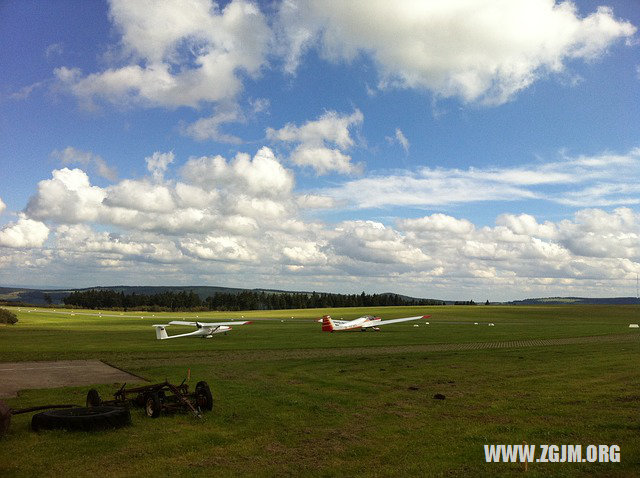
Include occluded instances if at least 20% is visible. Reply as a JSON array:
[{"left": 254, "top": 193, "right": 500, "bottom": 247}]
[{"left": 0, "top": 305, "right": 639, "bottom": 477}]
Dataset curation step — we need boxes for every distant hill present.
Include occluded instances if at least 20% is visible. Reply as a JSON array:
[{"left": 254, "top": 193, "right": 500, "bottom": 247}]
[
  {"left": 0, "top": 285, "right": 438, "bottom": 306},
  {"left": 508, "top": 297, "right": 640, "bottom": 305},
  {"left": 0, "top": 285, "right": 281, "bottom": 305}
]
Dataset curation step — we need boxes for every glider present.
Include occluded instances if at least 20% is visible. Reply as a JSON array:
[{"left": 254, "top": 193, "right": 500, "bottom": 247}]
[
  {"left": 152, "top": 320, "right": 251, "bottom": 340},
  {"left": 320, "top": 314, "right": 430, "bottom": 332}
]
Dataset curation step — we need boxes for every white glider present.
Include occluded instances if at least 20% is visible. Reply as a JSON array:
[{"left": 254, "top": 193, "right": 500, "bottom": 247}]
[
  {"left": 321, "top": 314, "right": 430, "bottom": 332},
  {"left": 152, "top": 320, "right": 251, "bottom": 340}
]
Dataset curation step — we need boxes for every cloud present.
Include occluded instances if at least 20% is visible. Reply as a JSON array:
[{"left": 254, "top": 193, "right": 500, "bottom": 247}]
[
  {"left": 145, "top": 151, "right": 174, "bottom": 182},
  {"left": 9, "top": 81, "right": 48, "bottom": 101},
  {"left": 180, "top": 235, "right": 257, "bottom": 262},
  {"left": 386, "top": 128, "right": 410, "bottom": 152},
  {"left": 399, "top": 213, "right": 475, "bottom": 235},
  {"left": 0, "top": 197, "right": 5, "bottom": 214},
  {"left": 330, "top": 220, "right": 431, "bottom": 267},
  {"left": 282, "top": 242, "right": 328, "bottom": 266},
  {"left": 45, "top": 43, "right": 63, "bottom": 58},
  {"left": 267, "top": 109, "right": 364, "bottom": 174},
  {"left": 26, "top": 168, "right": 106, "bottom": 223},
  {"left": 55, "top": 0, "right": 271, "bottom": 109},
  {"left": 0, "top": 214, "right": 50, "bottom": 248},
  {"left": 181, "top": 105, "right": 243, "bottom": 143},
  {"left": 325, "top": 148, "right": 640, "bottom": 209},
  {"left": 52, "top": 146, "right": 117, "bottom": 181},
  {"left": 296, "top": 194, "right": 336, "bottom": 209},
  {"left": 395, "top": 128, "right": 409, "bottom": 153},
  {"left": 23, "top": 147, "right": 297, "bottom": 237},
  {"left": 182, "top": 146, "right": 294, "bottom": 198},
  {"left": 9, "top": 145, "right": 640, "bottom": 300},
  {"left": 104, "top": 180, "right": 176, "bottom": 213},
  {"left": 278, "top": 0, "right": 636, "bottom": 104}
]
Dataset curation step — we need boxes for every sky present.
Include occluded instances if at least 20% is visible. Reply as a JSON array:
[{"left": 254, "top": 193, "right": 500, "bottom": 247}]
[{"left": 0, "top": 0, "right": 639, "bottom": 301}]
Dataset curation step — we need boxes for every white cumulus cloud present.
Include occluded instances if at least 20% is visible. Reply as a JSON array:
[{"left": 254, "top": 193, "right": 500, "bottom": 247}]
[
  {"left": 55, "top": 0, "right": 271, "bottom": 109},
  {"left": 278, "top": 0, "right": 636, "bottom": 104},
  {"left": 267, "top": 109, "right": 363, "bottom": 174},
  {"left": 0, "top": 214, "right": 50, "bottom": 248}
]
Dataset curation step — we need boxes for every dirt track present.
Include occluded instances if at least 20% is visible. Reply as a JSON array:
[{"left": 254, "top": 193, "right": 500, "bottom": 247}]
[{"left": 0, "top": 360, "right": 144, "bottom": 398}]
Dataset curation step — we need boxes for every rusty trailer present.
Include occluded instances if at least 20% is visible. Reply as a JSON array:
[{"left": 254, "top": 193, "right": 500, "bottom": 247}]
[{"left": 86, "top": 380, "right": 213, "bottom": 419}]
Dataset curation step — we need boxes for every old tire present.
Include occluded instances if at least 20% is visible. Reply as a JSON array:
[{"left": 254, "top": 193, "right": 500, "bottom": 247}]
[
  {"left": 195, "top": 381, "right": 213, "bottom": 412},
  {"left": 31, "top": 406, "right": 130, "bottom": 432},
  {"left": 145, "top": 393, "right": 161, "bottom": 418},
  {"left": 0, "top": 400, "right": 11, "bottom": 436},
  {"left": 86, "top": 389, "right": 102, "bottom": 407}
]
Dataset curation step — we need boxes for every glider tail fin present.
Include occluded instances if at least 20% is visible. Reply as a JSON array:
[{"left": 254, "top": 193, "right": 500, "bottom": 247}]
[
  {"left": 321, "top": 315, "right": 334, "bottom": 332},
  {"left": 153, "top": 325, "right": 169, "bottom": 340}
]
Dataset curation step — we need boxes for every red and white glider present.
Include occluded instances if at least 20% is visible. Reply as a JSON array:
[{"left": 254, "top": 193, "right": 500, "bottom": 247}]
[{"left": 320, "top": 314, "right": 430, "bottom": 332}]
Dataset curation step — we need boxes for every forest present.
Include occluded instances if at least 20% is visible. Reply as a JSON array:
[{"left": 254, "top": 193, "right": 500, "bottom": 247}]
[{"left": 62, "top": 288, "right": 444, "bottom": 311}]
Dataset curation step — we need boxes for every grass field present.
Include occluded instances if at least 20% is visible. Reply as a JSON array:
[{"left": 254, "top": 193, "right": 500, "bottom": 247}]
[{"left": 1, "top": 305, "right": 639, "bottom": 477}]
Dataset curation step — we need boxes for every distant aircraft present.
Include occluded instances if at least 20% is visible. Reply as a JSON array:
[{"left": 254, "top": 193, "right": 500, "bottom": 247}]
[
  {"left": 320, "top": 314, "right": 430, "bottom": 332},
  {"left": 152, "top": 320, "right": 251, "bottom": 340}
]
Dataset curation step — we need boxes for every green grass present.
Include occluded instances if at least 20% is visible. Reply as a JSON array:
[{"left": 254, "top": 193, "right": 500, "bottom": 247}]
[{"left": 1, "top": 305, "right": 639, "bottom": 477}]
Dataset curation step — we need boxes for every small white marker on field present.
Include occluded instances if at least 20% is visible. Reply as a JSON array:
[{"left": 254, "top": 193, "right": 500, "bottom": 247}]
[{"left": 629, "top": 323, "right": 639, "bottom": 328}]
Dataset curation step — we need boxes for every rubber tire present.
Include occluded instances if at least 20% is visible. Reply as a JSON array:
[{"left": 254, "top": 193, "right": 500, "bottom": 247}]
[
  {"left": 86, "top": 389, "right": 102, "bottom": 407},
  {"left": 195, "top": 381, "right": 213, "bottom": 412},
  {"left": 31, "top": 406, "right": 130, "bottom": 432},
  {"left": 0, "top": 400, "right": 11, "bottom": 436},
  {"left": 145, "top": 393, "right": 161, "bottom": 418}
]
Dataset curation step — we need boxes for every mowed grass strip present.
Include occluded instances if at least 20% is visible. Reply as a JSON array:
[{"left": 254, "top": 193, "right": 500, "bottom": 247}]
[
  {"left": 1, "top": 305, "right": 639, "bottom": 477},
  {"left": 0, "top": 305, "right": 637, "bottom": 362}
]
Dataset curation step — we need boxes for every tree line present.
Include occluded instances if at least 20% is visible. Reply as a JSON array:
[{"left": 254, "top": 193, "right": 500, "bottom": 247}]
[{"left": 62, "top": 289, "right": 445, "bottom": 311}]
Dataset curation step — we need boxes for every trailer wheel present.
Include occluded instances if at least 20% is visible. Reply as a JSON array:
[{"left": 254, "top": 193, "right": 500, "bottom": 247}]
[
  {"left": 86, "top": 389, "right": 102, "bottom": 407},
  {"left": 195, "top": 381, "right": 213, "bottom": 412},
  {"left": 145, "top": 393, "right": 161, "bottom": 418},
  {"left": 31, "top": 406, "right": 130, "bottom": 432}
]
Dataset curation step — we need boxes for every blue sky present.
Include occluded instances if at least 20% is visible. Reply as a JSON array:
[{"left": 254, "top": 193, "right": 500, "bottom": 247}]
[{"left": 0, "top": 0, "right": 639, "bottom": 300}]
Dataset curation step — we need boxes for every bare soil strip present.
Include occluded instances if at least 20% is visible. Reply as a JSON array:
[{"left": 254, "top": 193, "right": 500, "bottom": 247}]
[{"left": 0, "top": 360, "right": 144, "bottom": 398}]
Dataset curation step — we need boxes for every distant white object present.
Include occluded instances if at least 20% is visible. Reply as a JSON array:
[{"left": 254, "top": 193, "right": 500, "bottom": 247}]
[
  {"left": 488, "top": 323, "right": 495, "bottom": 326},
  {"left": 629, "top": 323, "right": 639, "bottom": 328},
  {"left": 413, "top": 324, "right": 419, "bottom": 327},
  {"left": 425, "top": 322, "right": 429, "bottom": 325},
  {"left": 474, "top": 322, "right": 478, "bottom": 325},
  {"left": 281, "top": 320, "right": 284, "bottom": 322}
]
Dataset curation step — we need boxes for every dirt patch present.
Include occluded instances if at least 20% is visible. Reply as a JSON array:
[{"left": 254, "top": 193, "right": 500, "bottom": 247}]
[{"left": 0, "top": 360, "right": 144, "bottom": 398}]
